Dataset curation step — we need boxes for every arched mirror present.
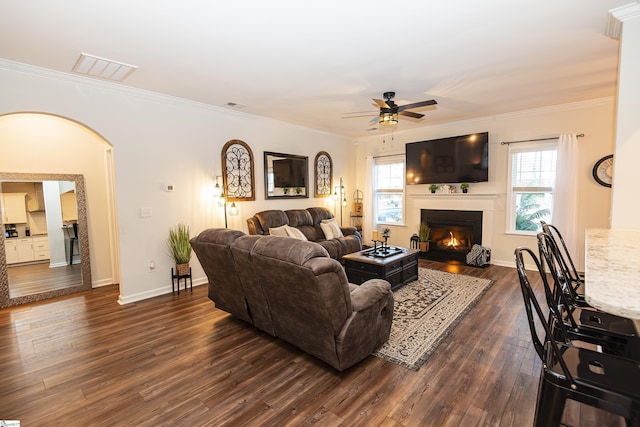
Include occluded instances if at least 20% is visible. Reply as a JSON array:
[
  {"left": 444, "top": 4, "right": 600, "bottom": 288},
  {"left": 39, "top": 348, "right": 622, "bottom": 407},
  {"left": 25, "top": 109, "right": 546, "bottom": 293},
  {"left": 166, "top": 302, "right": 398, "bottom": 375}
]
[{"left": 0, "top": 172, "right": 91, "bottom": 308}]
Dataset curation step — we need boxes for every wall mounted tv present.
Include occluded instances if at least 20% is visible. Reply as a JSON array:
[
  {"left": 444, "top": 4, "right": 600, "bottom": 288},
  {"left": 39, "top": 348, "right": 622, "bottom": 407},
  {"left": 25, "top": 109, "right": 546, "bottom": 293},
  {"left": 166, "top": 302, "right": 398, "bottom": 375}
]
[
  {"left": 405, "top": 132, "right": 489, "bottom": 185},
  {"left": 273, "top": 158, "right": 307, "bottom": 187}
]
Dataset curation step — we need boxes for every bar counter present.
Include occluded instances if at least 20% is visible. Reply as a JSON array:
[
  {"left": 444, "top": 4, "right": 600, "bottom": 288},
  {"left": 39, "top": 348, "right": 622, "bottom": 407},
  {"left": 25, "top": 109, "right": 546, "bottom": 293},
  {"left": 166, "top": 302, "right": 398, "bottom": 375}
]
[{"left": 585, "top": 228, "right": 640, "bottom": 320}]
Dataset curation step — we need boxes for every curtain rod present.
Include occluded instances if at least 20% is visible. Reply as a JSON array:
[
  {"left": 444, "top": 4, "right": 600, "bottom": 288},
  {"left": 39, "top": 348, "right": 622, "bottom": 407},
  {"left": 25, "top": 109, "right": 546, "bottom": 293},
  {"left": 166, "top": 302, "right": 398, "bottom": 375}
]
[
  {"left": 500, "top": 133, "right": 584, "bottom": 145},
  {"left": 372, "top": 153, "right": 404, "bottom": 159}
]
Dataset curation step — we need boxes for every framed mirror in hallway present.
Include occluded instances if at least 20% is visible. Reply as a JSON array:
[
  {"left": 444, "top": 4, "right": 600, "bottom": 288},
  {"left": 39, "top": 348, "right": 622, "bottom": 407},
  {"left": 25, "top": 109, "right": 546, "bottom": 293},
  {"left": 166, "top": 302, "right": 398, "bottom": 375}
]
[{"left": 0, "top": 172, "right": 92, "bottom": 308}]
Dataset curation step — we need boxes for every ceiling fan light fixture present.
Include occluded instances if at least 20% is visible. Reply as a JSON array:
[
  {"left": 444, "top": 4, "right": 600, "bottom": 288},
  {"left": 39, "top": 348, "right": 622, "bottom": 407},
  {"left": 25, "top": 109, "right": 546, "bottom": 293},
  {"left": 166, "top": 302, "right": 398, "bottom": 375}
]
[{"left": 379, "top": 111, "right": 398, "bottom": 125}]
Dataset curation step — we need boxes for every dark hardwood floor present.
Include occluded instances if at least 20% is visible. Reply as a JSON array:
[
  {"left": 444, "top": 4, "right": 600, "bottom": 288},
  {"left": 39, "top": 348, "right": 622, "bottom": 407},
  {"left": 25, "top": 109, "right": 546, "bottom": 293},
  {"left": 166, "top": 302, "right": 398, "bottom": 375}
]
[
  {"left": 0, "top": 260, "right": 626, "bottom": 426},
  {"left": 8, "top": 262, "right": 82, "bottom": 298}
]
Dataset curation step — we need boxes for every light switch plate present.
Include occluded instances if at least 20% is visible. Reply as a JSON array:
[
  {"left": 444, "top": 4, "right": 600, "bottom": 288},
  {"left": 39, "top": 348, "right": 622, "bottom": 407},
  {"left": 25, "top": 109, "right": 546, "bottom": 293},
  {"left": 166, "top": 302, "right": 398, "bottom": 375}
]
[{"left": 140, "top": 207, "right": 152, "bottom": 217}]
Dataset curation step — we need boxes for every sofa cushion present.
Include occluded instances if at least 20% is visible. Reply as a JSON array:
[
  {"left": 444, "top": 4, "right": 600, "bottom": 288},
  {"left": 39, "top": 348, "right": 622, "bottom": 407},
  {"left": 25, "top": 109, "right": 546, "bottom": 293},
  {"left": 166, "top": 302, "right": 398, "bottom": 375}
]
[
  {"left": 255, "top": 210, "right": 289, "bottom": 233},
  {"left": 286, "top": 209, "right": 313, "bottom": 227},
  {"left": 307, "top": 206, "right": 334, "bottom": 224}
]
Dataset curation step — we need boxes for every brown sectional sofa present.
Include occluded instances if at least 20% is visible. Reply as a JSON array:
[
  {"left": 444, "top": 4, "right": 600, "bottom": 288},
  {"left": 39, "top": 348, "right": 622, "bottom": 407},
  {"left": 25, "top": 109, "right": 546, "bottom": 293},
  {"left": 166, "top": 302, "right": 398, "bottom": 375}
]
[
  {"left": 246, "top": 207, "right": 362, "bottom": 260},
  {"left": 190, "top": 228, "right": 394, "bottom": 371}
]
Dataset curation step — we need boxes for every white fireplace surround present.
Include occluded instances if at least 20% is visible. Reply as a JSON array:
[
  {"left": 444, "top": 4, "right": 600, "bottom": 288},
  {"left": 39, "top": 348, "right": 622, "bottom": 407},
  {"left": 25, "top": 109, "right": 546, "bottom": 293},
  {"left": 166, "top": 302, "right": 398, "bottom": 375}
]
[{"left": 411, "top": 193, "right": 498, "bottom": 251}]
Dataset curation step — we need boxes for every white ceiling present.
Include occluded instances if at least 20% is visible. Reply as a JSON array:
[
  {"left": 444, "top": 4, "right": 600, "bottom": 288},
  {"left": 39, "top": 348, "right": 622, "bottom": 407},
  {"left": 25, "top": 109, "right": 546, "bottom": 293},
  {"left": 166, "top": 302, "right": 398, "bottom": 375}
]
[{"left": 0, "top": 1, "right": 633, "bottom": 138}]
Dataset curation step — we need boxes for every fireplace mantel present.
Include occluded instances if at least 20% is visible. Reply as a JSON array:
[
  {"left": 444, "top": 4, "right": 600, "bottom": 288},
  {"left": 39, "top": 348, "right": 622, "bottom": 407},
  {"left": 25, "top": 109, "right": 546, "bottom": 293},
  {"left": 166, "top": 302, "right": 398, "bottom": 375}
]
[{"left": 410, "top": 193, "right": 501, "bottom": 250}]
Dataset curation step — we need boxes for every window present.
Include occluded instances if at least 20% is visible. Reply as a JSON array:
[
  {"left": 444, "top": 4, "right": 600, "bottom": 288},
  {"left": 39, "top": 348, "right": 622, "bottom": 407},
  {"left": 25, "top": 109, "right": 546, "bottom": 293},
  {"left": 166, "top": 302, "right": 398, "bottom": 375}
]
[
  {"left": 374, "top": 156, "right": 405, "bottom": 225},
  {"left": 508, "top": 143, "right": 557, "bottom": 233}
]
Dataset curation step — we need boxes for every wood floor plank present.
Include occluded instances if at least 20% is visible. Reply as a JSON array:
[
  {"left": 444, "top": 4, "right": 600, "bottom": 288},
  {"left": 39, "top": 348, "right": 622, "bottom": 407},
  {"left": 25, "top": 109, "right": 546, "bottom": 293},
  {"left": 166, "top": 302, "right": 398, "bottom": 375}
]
[{"left": 0, "top": 260, "right": 625, "bottom": 426}]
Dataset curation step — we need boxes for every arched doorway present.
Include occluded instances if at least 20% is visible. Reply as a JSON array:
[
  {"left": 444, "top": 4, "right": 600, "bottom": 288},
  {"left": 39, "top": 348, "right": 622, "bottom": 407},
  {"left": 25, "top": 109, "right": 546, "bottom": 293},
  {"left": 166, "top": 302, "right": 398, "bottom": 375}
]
[{"left": 0, "top": 112, "right": 119, "bottom": 307}]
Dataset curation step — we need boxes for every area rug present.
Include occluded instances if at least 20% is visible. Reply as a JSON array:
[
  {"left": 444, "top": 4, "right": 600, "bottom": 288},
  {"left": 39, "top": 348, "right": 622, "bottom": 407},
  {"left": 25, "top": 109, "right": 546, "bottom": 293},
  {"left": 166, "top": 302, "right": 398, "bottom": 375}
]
[{"left": 372, "top": 268, "right": 494, "bottom": 370}]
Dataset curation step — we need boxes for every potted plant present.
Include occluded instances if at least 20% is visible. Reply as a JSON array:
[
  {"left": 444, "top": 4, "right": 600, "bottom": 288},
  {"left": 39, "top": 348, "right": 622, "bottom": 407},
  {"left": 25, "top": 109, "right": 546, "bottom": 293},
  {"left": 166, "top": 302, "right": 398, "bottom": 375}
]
[
  {"left": 168, "top": 223, "right": 192, "bottom": 276},
  {"left": 418, "top": 222, "right": 431, "bottom": 252},
  {"left": 282, "top": 188, "right": 289, "bottom": 195},
  {"left": 295, "top": 187, "right": 302, "bottom": 195},
  {"left": 429, "top": 184, "right": 439, "bottom": 194},
  {"left": 460, "top": 183, "right": 470, "bottom": 193}
]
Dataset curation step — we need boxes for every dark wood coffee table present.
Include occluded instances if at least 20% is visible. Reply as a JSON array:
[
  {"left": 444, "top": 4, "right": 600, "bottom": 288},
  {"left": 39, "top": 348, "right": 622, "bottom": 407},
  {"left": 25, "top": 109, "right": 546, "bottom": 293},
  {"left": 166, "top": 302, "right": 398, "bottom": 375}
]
[{"left": 342, "top": 247, "right": 419, "bottom": 291}]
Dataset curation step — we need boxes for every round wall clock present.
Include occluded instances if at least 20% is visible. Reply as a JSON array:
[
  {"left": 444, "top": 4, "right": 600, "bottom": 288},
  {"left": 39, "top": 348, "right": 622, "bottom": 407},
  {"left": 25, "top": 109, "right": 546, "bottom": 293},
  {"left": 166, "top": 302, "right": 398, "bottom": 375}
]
[{"left": 592, "top": 154, "right": 613, "bottom": 188}]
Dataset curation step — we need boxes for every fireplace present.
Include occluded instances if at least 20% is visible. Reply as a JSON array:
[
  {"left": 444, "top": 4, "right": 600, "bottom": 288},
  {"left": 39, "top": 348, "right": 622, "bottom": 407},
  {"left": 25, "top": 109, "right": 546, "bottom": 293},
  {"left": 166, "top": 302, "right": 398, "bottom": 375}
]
[{"left": 421, "top": 209, "right": 483, "bottom": 262}]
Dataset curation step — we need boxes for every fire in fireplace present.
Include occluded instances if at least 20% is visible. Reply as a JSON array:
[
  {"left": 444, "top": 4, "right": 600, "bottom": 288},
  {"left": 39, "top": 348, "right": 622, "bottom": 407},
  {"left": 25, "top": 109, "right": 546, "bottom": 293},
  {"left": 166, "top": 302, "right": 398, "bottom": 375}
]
[{"left": 421, "top": 209, "right": 483, "bottom": 262}]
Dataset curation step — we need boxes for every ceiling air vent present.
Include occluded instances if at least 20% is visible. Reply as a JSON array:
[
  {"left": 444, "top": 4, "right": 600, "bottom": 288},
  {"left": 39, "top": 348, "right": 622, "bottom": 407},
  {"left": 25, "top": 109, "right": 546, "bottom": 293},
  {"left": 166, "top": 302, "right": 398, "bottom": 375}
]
[{"left": 72, "top": 53, "right": 138, "bottom": 82}]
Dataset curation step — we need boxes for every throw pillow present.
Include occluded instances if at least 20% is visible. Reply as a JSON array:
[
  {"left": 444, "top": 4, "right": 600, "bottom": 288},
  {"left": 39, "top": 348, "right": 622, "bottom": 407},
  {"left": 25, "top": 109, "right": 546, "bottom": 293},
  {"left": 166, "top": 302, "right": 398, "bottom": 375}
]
[
  {"left": 269, "top": 224, "right": 289, "bottom": 237},
  {"left": 319, "top": 222, "right": 335, "bottom": 240},
  {"left": 320, "top": 219, "right": 344, "bottom": 240},
  {"left": 327, "top": 220, "right": 344, "bottom": 239},
  {"left": 285, "top": 226, "right": 308, "bottom": 241}
]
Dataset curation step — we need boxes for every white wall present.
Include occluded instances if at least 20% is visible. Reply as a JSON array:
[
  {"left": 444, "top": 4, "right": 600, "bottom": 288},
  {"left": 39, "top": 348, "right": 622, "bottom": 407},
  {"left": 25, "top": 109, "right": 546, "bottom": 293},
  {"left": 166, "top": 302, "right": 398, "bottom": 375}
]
[
  {"left": 355, "top": 99, "right": 616, "bottom": 268},
  {"left": 611, "top": 12, "right": 640, "bottom": 228},
  {"left": 0, "top": 60, "right": 356, "bottom": 304}
]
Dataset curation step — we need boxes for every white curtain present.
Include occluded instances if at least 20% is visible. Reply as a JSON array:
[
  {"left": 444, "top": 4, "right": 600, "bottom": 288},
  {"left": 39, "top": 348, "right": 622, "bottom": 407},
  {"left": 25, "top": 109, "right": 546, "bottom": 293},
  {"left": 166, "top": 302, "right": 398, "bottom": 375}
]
[
  {"left": 362, "top": 156, "right": 374, "bottom": 245},
  {"left": 552, "top": 134, "right": 579, "bottom": 260}
]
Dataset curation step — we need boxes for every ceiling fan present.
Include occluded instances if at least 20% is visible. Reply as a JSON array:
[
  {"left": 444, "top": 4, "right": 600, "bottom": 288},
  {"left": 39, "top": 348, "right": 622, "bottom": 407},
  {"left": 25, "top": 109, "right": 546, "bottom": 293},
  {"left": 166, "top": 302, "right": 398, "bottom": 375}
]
[{"left": 343, "top": 91, "right": 438, "bottom": 127}]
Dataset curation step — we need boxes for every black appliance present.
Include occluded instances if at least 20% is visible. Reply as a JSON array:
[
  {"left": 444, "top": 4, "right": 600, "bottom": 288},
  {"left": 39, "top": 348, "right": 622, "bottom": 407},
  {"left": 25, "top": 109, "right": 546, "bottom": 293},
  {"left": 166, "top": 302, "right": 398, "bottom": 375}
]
[
  {"left": 405, "top": 132, "right": 489, "bottom": 184},
  {"left": 5, "top": 224, "right": 18, "bottom": 238}
]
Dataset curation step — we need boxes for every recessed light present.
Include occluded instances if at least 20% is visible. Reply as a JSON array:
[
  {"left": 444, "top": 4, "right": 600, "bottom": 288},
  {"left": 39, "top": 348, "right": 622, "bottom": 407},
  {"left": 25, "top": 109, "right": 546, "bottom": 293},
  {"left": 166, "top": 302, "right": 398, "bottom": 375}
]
[{"left": 72, "top": 53, "right": 137, "bottom": 82}]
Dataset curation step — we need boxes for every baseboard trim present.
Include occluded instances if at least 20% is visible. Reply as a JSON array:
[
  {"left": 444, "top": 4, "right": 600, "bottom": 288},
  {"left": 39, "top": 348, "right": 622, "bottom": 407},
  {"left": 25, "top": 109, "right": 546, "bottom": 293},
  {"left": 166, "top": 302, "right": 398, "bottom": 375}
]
[{"left": 117, "top": 277, "right": 208, "bottom": 305}]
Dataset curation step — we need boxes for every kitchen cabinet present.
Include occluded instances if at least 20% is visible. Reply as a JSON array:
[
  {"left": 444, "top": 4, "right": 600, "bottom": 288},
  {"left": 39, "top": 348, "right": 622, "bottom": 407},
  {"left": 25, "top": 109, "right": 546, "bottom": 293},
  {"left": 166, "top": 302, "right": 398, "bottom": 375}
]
[
  {"left": 16, "top": 238, "right": 34, "bottom": 263},
  {"left": 60, "top": 191, "right": 78, "bottom": 222},
  {"left": 26, "top": 182, "right": 46, "bottom": 212},
  {"left": 4, "top": 236, "right": 49, "bottom": 264},
  {"left": 32, "top": 236, "right": 50, "bottom": 261},
  {"left": 4, "top": 240, "right": 18, "bottom": 264},
  {"left": 1, "top": 193, "right": 28, "bottom": 224}
]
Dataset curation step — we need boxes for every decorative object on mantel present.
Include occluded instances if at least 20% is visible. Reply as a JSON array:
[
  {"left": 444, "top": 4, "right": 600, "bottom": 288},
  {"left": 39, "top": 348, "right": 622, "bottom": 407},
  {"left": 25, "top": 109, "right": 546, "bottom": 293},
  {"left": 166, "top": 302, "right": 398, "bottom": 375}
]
[
  {"left": 372, "top": 268, "right": 494, "bottom": 370},
  {"left": 222, "top": 139, "right": 255, "bottom": 201},
  {"left": 168, "top": 223, "right": 192, "bottom": 279},
  {"left": 460, "top": 183, "right": 470, "bottom": 193},
  {"left": 429, "top": 184, "right": 439, "bottom": 194},
  {"left": 314, "top": 151, "right": 332, "bottom": 197},
  {"left": 418, "top": 222, "right": 431, "bottom": 252},
  {"left": 592, "top": 154, "right": 613, "bottom": 188}
]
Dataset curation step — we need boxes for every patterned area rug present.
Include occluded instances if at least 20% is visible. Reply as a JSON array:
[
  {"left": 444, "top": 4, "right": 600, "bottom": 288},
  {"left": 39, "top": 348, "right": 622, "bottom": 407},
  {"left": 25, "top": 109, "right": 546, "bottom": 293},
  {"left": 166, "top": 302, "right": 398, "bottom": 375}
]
[{"left": 373, "top": 268, "right": 494, "bottom": 370}]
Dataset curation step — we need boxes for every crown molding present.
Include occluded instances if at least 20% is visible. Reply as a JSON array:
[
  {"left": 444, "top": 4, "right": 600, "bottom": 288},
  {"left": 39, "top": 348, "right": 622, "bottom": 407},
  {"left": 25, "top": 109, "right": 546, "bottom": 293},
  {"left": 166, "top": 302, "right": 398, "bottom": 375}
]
[
  {"left": 607, "top": 2, "right": 640, "bottom": 39},
  {"left": 0, "top": 58, "right": 349, "bottom": 140}
]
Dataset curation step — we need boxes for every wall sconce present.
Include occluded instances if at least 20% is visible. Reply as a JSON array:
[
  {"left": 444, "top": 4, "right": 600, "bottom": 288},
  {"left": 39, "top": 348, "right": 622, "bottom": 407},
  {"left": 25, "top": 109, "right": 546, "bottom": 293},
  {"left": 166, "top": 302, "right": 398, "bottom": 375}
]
[{"left": 214, "top": 175, "right": 239, "bottom": 228}]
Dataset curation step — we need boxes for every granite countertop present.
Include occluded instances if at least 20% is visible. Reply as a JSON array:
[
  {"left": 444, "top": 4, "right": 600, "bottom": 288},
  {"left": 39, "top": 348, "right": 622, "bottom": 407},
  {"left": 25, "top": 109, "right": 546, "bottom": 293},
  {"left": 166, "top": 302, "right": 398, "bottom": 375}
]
[{"left": 585, "top": 228, "right": 640, "bottom": 320}]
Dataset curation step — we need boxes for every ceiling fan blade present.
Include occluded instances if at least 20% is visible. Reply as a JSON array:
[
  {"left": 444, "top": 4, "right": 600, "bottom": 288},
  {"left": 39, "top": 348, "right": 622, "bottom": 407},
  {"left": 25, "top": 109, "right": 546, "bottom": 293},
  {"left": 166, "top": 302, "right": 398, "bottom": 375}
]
[
  {"left": 369, "top": 115, "right": 380, "bottom": 124},
  {"left": 341, "top": 114, "right": 377, "bottom": 119},
  {"left": 372, "top": 98, "right": 390, "bottom": 109},
  {"left": 399, "top": 110, "right": 424, "bottom": 119},
  {"left": 397, "top": 99, "right": 437, "bottom": 112}
]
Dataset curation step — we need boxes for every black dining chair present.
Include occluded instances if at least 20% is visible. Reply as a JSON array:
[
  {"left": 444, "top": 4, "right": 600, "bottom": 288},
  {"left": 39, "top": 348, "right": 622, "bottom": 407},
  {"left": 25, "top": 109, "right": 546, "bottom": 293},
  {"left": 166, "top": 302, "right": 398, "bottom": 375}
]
[
  {"left": 537, "top": 232, "right": 640, "bottom": 361},
  {"left": 540, "top": 221, "right": 586, "bottom": 304},
  {"left": 514, "top": 246, "right": 640, "bottom": 427},
  {"left": 67, "top": 222, "right": 79, "bottom": 265}
]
